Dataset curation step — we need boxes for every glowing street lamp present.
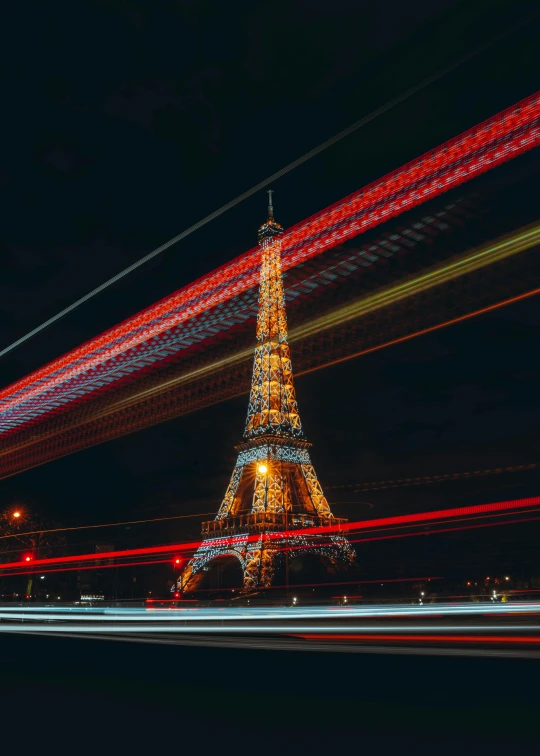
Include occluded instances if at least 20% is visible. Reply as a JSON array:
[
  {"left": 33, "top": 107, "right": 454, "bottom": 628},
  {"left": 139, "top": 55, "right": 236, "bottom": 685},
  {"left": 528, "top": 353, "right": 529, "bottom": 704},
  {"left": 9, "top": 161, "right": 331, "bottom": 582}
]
[{"left": 12, "top": 511, "right": 21, "bottom": 519}]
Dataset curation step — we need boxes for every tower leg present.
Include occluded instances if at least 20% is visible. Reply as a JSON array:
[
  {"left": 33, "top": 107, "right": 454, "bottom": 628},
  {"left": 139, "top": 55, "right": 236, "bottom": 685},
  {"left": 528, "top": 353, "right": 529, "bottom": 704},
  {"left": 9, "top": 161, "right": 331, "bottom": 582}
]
[
  {"left": 242, "top": 537, "right": 278, "bottom": 591},
  {"left": 179, "top": 539, "right": 248, "bottom": 592}
]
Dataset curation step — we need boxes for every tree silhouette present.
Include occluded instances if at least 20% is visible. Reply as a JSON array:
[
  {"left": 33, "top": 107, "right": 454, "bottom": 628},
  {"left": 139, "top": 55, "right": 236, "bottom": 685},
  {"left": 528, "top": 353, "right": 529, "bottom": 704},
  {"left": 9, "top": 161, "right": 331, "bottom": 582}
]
[{"left": 0, "top": 506, "right": 66, "bottom": 564}]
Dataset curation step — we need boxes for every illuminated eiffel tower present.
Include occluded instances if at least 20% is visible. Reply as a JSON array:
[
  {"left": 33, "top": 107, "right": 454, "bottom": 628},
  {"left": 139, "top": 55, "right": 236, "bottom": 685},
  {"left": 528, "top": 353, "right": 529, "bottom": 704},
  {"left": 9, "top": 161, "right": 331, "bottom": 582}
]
[{"left": 178, "top": 193, "right": 356, "bottom": 593}]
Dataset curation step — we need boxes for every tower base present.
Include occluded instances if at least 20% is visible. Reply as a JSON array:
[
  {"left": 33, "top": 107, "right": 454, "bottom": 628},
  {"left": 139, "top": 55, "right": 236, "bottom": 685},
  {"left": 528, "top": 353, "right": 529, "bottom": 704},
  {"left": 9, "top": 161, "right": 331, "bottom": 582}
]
[{"left": 179, "top": 527, "right": 356, "bottom": 594}]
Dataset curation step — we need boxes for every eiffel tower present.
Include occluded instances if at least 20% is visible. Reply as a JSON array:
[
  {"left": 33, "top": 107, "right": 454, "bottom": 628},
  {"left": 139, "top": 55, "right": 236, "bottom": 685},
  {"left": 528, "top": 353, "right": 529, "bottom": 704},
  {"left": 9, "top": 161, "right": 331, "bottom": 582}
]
[{"left": 178, "top": 192, "right": 356, "bottom": 593}]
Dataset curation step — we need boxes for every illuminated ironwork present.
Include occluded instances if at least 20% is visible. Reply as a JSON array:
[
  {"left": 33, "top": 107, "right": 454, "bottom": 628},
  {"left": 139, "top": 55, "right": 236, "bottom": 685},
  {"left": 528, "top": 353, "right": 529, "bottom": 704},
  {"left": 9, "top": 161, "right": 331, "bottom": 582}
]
[{"left": 179, "top": 196, "right": 355, "bottom": 592}]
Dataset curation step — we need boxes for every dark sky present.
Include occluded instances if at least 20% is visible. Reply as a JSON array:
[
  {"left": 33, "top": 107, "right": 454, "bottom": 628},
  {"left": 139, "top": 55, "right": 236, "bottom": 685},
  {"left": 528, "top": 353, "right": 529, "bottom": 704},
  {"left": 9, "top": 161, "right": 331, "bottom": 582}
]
[{"left": 1, "top": 0, "right": 540, "bottom": 559}]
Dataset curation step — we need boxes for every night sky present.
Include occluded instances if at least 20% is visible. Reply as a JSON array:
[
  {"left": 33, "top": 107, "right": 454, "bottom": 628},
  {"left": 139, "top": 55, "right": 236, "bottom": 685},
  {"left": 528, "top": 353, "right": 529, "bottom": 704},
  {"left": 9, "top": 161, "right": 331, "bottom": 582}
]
[{"left": 2, "top": 0, "right": 540, "bottom": 577}]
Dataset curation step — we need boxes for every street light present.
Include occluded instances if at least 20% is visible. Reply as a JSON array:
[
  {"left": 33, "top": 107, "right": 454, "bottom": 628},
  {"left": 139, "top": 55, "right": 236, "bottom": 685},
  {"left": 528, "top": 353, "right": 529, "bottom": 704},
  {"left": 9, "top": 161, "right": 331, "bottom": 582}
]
[{"left": 12, "top": 511, "right": 21, "bottom": 519}]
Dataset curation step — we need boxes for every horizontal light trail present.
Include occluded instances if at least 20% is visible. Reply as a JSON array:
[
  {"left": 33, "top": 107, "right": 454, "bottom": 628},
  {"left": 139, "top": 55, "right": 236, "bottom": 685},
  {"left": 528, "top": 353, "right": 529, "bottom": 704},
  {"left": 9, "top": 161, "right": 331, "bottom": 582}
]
[
  {"left": 5, "top": 506, "right": 536, "bottom": 577},
  {"left": 347, "top": 512, "right": 540, "bottom": 547},
  {"left": 0, "top": 495, "right": 538, "bottom": 573},
  {"left": 278, "top": 495, "right": 540, "bottom": 539},
  {"left": 0, "top": 557, "right": 174, "bottom": 579},
  {"left": 1, "top": 91, "right": 539, "bottom": 425},
  {"left": 295, "top": 634, "right": 540, "bottom": 644},
  {"left": 1, "top": 623, "right": 539, "bottom": 636},
  {"left": 2, "top": 603, "right": 539, "bottom": 623}
]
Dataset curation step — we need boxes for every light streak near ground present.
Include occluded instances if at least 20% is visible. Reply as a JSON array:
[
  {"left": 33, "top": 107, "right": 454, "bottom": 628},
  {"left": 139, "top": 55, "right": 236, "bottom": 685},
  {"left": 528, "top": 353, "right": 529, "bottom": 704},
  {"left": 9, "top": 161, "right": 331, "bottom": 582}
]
[
  {"left": 4, "top": 509, "right": 538, "bottom": 577},
  {"left": 1, "top": 603, "right": 540, "bottom": 622},
  {"left": 0, "top": 459, "right": 536, "bottom": 542},
  {"left": 1, "top": 495, "right": 538, "bottom": 574}
]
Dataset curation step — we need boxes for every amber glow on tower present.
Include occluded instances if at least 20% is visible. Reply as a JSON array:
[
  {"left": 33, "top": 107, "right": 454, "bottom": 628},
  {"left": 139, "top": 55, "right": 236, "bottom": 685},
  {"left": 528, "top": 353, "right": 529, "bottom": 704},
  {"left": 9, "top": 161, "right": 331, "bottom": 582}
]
[
  {"left": 178, "top": 193, "right": 355, "bottom": 594},
  {"left": 244, "top": 191, "right": 302, "bottom": 438}
]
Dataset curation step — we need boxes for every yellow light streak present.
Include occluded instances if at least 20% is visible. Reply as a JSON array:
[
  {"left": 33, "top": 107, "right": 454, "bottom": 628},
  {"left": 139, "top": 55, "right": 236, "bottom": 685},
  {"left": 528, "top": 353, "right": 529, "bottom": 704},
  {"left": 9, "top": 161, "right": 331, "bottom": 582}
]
[{"left": 288, "top": 223, "right": 540, "bottom": 342}]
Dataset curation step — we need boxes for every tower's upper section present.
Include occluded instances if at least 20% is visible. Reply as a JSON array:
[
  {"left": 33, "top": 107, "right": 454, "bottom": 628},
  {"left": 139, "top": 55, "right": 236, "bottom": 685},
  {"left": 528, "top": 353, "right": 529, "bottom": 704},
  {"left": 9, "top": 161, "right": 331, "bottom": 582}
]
[
  {"left": 254, "top": 192, "right": 287, "bottom": 346},
  {"left": 244, "top": 193, "right": 303, "bottom": 439}
]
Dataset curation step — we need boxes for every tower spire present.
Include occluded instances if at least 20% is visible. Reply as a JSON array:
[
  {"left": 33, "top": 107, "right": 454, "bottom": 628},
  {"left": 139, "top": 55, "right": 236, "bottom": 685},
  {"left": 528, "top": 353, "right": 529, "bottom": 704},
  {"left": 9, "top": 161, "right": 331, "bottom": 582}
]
[{"left": 267, "top": 188, "right": 274, "bottom": 220}]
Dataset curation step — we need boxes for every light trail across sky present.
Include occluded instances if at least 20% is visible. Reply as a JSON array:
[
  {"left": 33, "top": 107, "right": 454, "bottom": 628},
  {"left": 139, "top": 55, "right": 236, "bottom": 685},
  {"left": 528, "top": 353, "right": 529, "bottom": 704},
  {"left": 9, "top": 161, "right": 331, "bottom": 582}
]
[
  {"left": 2, "top": 231, "right": 538, "bottom": 470},
  {"left": 1, "top": 91, "right": 538, "bottom": 430},
  {"left": 288, "top": 222, "right": 540, "bottom": 342}
]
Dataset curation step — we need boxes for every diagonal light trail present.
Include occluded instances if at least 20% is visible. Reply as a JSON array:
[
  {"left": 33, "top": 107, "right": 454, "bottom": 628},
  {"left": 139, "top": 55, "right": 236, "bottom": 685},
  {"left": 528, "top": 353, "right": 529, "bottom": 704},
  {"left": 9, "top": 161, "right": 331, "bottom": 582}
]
[
  {"left": 1, "top": 285, "right": 538, "bottom": 468},
  {"left": 1, "top": 90, "right": 539, "bottom": 423},
  {"left": 288, "top": 223, "right": 540, "bottom": 341},
  {"left": 25, "top": 224, "right": 540, "bottom": 426},
  {"left": 1, "top": 12, "right": 536, "bottom": 365}
]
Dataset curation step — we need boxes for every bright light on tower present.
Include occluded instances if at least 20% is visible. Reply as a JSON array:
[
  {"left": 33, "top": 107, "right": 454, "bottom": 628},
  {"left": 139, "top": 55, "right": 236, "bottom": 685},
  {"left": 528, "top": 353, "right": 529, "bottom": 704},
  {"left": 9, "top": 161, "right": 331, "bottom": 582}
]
[
  {"left": 12, "top": 511, "right": 21, "bottom": 519},
  {"left": 258, "top": 464, "right": 268, "bottom": 475}
]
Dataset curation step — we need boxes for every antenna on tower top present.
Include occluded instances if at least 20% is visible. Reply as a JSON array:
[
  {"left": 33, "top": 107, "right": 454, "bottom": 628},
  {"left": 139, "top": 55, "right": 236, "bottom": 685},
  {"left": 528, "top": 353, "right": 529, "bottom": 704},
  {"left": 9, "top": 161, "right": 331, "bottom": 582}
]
[{"left": 267, "top": 189, "right": 274, "bottom": 220}]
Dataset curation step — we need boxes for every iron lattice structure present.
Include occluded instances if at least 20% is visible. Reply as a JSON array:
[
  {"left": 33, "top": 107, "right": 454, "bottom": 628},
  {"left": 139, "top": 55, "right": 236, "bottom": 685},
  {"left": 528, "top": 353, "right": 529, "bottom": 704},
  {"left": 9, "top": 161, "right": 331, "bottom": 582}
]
[{"left": 179, "top": 195, "right": 355, "bottom": 592}]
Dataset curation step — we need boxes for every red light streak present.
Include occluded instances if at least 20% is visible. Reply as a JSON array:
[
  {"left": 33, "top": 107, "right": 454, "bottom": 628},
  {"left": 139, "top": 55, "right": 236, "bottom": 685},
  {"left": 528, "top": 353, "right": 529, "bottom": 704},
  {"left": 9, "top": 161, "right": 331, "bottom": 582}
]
[
  {"left": 292, "top": 495, "right": 540, "bottom": 538},
  {"left": 295, "top": 634, "right": 540, "bottom": 644},
  {"left": 1, "top": 92, "right": 538, "bottom": 421},
  {"left": 0, "top": 495, "right": 538, "bottom": 574},
  {"left": 346, "top": 513, "right": 540, "bottom": 547},
  {"left": 1, "top": 557, "right": 172, "bottom": 579}
]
